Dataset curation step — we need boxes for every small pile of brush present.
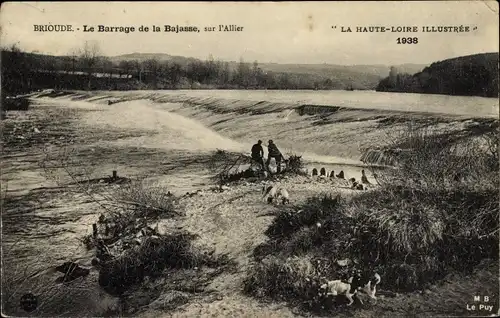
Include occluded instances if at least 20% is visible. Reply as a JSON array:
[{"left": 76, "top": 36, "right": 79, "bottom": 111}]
[{"left": 96, "top": 231, "right": 230, "bottom": 296}]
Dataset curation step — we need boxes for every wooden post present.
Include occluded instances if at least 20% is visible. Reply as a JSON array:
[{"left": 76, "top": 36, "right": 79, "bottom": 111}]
[
  {"left": 92, "top": 223, "right": 98, "bottom": 239},
  {"left": 112, "top": 170, "right": 117, "bottom": 179}
]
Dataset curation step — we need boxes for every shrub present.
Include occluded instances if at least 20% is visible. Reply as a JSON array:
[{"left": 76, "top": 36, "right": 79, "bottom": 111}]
[
  {"left": 244, "top": 254, "right": 361, "bottom": 313},
  {"left": 205, "top": 149, "right": 252, "bottom": 186},
  {"left": 251, "top": 182, "right": 498, "bottom": 296},
  {"left": 377, "top": 122, "right": 499, "bottom": 189},
  {"left": 437, "top": 186, "right": 498, "bottom": 238},
  {"left": 246, "top": 194, "right": 362, "bottom": 311},
  {"left": 352, "top": 185, "right": 445, "bottom": 257},
  {"left": 349, "top": 183, "right": 498, "bottom": 290},
  {"left": 98, "top": 232, "right": 230, "bottom": 296},
  {"left": 284, "top": 154, "right": 306, "bottom": 175},
  {"left": 115, "top": 181, "right": 180, "bottom": 219},
  {"left": 79, "top": 181, "right": 183, "bottom": 249},
  {"left": 352, "top": 122, "right": 499, "bottom": 290},
  {"left": 244, "top": 255, "right": 321, "bottom": 304},
  {"left": 265, "top": 194, "right": 345, "bottom": 239}
]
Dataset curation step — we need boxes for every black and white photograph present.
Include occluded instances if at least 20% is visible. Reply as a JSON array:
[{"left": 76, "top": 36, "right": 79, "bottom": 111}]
[{"left": 1, "top": 1, "right": 499, "bottom": 317}]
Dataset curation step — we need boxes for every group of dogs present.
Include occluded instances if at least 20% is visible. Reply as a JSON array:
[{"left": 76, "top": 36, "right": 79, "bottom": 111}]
[
  {"left": 261, "top": 169, "right": 373, "bottom": 205},
  {"left": 314, "top": 168, "right": 373, "bottom": 190}
]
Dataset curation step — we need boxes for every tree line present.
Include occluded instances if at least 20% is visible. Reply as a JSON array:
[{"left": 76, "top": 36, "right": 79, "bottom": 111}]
[
  {"left": 1, "top": 42, "right": 352, "bottom": 95},
  {"left": 376, "top": 53, "right": 499, "bottom": 98}
]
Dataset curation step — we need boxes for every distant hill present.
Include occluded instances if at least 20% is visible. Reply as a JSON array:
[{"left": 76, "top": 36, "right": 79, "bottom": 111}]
[
  {"left": 376, "top": 53, "right": 499, "bottom": 97},
  {"left": 110, "top": 52, "right": 426, "bottom": 90},
  {"left": 250, "top": 62, "right": 425, "bottom": 90},
  {"left": 110, "top": 53, "right": 425, "bottom": 76},
  {"left": 252, "top": 62, "right": 425, "bottom": 78},
  {"left": 1, "top": 46, "right": 444, "bottom": 93}
]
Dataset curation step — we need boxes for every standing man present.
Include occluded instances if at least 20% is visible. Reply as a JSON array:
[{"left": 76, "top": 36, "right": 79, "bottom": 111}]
[
  {"left": 266, "top": 140, "right": 284, "bottom": 173},
  {"left": 251, "top": 140, "right": 265, "bottom": 170}
]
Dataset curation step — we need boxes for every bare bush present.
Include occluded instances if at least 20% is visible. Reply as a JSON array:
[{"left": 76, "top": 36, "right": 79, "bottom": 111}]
[
  {"left": 283, "top": 153, "right": 307, "bottom": 176},
  {"left": 115, "top": 181, "right": 181, "bottom": 219},
  {"left": 204, "top": 150, "right": 307, "bottom": 187},
  {"left": 205, "top": 149, "right": 253, "bottom": 187},
  {"left": 372, "top": 122, "right": 499, "bottom": 189}
]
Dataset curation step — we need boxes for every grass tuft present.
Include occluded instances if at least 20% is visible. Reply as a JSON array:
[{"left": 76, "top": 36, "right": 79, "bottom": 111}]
[{"left": 265, "top": 194, "right": 345, "bottom": 239}]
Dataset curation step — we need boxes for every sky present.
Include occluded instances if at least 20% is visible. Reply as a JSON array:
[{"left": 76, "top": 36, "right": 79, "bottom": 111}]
[{"left": 1, "top": 1, "right": 498, "bottom": 65}]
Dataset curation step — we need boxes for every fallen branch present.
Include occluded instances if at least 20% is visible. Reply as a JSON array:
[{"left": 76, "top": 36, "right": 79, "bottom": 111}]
[{"left": 117, "top": 200, "right": 184, "bottom": 216}]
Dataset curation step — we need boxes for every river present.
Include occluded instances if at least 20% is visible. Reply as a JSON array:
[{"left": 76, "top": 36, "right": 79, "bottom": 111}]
[{"left": 139, "top": 89, "right": 499, "bottom": 118}]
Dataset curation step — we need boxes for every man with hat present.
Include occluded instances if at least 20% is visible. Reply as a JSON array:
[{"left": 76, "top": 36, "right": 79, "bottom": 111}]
[
  {"left": 251, "top": 140, "right": 265, "bottom": 170},
  {"left": 266, "top": 140, "right": 284, "bottom": 173}
]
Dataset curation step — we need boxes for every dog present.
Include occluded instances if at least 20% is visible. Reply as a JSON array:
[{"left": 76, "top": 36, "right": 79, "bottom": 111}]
[
  {"left": 350, "top": 271, "right": 381, "bottom": 302},
  {"left": 262, "top": 185, "right": 277, "bottom": 201},
  {"left": 349, "top": 178, "right": 365, "bottom": 190},
  {"left": 321, "top": 271, "right": 381, "bottom": 306},
  {"left": 351, "top": 181, "right": 365, "bottom": 190},
  {"left": 320, "top": 277, "right": 356, "bottom": 306},
  {"left": 262, "top": 185, "right": 290, "bottom": 204},
  {"left": 320, "top": 167, "right": 327, "bottom": 176},
  {"left": 278, "top": 188, "right": 290, "bottom": 204}
]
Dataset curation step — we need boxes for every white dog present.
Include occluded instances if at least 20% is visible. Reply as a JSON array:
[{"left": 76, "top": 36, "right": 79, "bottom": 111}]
[
  {"left": 262, "top": 185, "right": 290, "bottom": 204},
  {"left": 320, "top": 277, "right": 356, "bottom": 306}
]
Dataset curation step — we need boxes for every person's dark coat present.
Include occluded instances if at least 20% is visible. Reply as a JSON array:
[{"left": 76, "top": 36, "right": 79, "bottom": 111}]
[
  {"left": 268, "top": 142, "right": 282, "bottom": 158},
  {"left": 251, "top": 143, "right": 264, "bottom": 159}
]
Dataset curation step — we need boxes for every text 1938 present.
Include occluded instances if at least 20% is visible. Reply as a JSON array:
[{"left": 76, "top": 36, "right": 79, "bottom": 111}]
[{"left": 397, "top": 37, "right": 418, "bottom": 44}]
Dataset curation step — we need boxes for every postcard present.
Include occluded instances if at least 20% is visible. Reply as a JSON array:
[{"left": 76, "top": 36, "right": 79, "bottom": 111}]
[{"left": 1, "top": 1, "right": 499, "bottom": 317}]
